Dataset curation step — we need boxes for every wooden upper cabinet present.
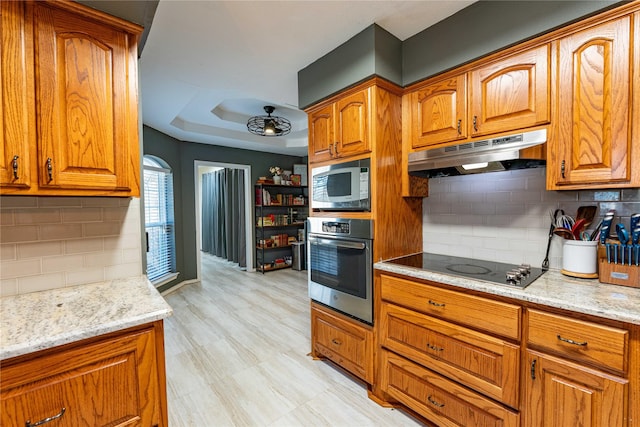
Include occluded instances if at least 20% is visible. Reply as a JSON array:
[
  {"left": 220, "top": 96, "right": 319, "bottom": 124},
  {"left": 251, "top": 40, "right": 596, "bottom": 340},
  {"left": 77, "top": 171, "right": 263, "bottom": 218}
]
[
  {"left": 34, "top": 2, "right": 139, "bottom": 194},
  {"left": 307, "top": 87, "right": 370, "bottom": 163},
  {"left": 0, "top": 0, "right": 141, "bottom": 196},
  {"left": 410, "top": 75, "right": 467, "bottom": 149},
  {"left": 308, "top": 104, "right": 334, "bottom": 163},
  {"left": 0, "top": 1, "right": 34, "bottom": 190},
  {"left": 549, "top": 15, "right": 636, "bottom": 188},
  {"left": 469, "top": 44, "right": 550, "bottom": 137}
]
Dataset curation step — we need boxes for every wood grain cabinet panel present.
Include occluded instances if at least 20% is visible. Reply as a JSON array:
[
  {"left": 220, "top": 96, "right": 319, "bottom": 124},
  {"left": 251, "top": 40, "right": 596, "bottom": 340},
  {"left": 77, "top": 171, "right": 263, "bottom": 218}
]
[
  {"left": 1, "top": 323, "right": 167, "bottom": 427},
  {"left": 380, "top": 302, "right": 520, "bottom": 408},
  {"left": 306, "top": 87, "right": 370, "bottom": 163},
  {"left": 409, "top": 75, "right": 467, "bottom": 148},
  {"left": 380, "top": 274, "right": 521, "bottom": 340},
  {"left": 381, "top": 350, "right": 520, "bottom": 427},
  {"left": 0, "top": 0, "right": 34, "bottom": 190},
  {"left": 524, "top": 350, "right": 628, "bottom": 427},
  {"left": 527, "top": 309, "right": 628, "bottom": 374},
  {"left": 0, "top": 0, "right": 141, "bottom": 196},
  {"left": 311, "top": 302, "right": 373, "bottom": 383},
  {"left": 549, "top": 15, "right": 638, "bottom": 188},
  {"left": 469, "top": 44, "right": 550, "bottom": 137}
]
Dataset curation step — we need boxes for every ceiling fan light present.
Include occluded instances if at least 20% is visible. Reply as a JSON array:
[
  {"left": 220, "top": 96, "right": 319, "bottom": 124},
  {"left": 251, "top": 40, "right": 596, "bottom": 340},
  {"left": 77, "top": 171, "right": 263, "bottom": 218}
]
[{"left": 247, "top": 105, "right": 291, "bottom": 137}]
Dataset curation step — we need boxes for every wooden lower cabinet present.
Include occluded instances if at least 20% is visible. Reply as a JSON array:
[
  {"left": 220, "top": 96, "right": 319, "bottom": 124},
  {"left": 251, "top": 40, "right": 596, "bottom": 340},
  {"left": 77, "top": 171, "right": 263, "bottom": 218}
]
[
  {"left": 524, "top": 350, "right": 628, "bottom": 427},
  {"left": 381, "top": 350, "right": 520, "bottom": 427},
  {"left": 380, "top": 302, "right": 520, "bottom": 408},
  {"left": 311, "top": 302, "right": 373, "bottom": 383},
  {"left": 0, "top": 322, "right": 167, "bottom": 427}
]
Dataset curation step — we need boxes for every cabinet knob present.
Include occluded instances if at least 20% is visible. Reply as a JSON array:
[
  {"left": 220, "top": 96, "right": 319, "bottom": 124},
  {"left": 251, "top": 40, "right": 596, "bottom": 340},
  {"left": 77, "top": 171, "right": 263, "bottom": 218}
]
[
  {"left": 12, "top": 155, "right": 19, "bottom": 180},
  {"left": 46, "top": 157, "right": 53, "bottom": 182},
  {"left": 26, "top": 407, "right": 66, "bottom": 427}
]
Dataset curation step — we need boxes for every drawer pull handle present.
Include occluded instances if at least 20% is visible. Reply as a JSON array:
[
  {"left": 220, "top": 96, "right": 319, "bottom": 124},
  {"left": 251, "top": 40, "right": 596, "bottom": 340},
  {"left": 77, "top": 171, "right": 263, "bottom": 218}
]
[
  {"left": 26, "top": 407, "right": 66, "bottom": 427},
  {"left": 428, "top": 300, "right": 445, "bottom": 307},
  {"left": 331, "top": 339, "right": 342, "bottom": 346},
  {"left": 427, "top": 343, "right": 444, "bottom": 352},
  {"left": 427, "top": 395, "right": 445, "bottom": 408},
  {"left": 456, "top": 119, "right": 462, "bottom": 135},
  {"left": 557, "top": 334, "right": 587, "bottom": 347},
  {"left": 472, "top": 115, "right": 478, "bottom": 132}
]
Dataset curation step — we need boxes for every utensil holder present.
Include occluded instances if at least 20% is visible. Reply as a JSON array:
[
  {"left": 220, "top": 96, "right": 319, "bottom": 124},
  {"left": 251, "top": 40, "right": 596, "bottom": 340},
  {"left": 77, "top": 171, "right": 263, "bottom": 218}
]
[
  {"left": 562, "top": 240, "right": 598, "bottom": 278},
  {"left": 597, "top": 244, "right": 640, "bottom": 288}
]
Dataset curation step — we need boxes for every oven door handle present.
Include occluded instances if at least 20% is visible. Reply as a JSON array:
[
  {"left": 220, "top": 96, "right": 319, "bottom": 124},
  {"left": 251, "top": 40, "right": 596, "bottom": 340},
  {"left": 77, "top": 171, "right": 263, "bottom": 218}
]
[{"left": 308, "top": 236, "right": 366, "bottom": 250}]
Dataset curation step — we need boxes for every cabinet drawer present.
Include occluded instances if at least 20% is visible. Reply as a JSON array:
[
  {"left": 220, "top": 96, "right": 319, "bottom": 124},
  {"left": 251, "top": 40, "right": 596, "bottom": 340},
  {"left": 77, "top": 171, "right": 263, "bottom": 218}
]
[
  {"left": 380, "top": 274, "right": 521, "bottom": 340},
  {"left": 380, "top": 302, "right": 520, "bottom": 408},
  {"left": 381, "top": 350, "right": 520, "bottom": 427},
  {"left": 311, "top": 304, "right": 373, "bottom": 383},
  {"left": 527, "top": 309, "right": 628, "bottom": 373}
]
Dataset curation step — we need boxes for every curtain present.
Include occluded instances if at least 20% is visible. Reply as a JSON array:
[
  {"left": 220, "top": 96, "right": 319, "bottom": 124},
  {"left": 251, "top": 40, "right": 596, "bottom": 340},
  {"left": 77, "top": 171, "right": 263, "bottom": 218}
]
[{"left": 202, "top": 168, "right": 246, "bottom": 267}]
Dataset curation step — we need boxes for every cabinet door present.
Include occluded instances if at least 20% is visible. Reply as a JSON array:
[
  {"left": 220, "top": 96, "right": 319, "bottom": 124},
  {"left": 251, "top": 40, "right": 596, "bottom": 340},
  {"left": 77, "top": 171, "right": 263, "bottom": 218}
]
[
  {"left": 334, "top": 88, "right": 370, "bottom": 158},
  {"left": 469, "top": 44, "right": 550, "bottom": 137},
  {"left": 525, "top": 350, "right": 628, "bottom": 427},
  {"left": 410, "top": 75, "right": 467, "bottom": 148},
  {"left": 34, "top": 3, "right": 138, "bottom": 193},
  {"left": 1, "top": 328, "right": 162, "bottom": 427},
  {"left": 553, "top": 17, "right": 632, "bottom": 186},
  {"left": 0, "top": 0, "right": 34, "bottom": 191},
  {"left": 308, "top": 104, "right": 334, "bottom": 163}
]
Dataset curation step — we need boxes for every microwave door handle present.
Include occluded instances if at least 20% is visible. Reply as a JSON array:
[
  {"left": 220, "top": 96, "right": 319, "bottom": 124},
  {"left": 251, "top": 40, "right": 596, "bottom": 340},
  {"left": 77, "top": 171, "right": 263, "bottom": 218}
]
[{"left": 308, "top": 237, "right": 366, "bottom": 250}]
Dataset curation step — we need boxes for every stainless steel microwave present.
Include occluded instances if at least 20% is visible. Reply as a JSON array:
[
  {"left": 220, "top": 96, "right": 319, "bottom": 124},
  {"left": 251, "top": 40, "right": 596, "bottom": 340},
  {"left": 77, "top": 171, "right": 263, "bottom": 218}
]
[{"left": 311, "top": 158, "right": 370, "bottom": 211}]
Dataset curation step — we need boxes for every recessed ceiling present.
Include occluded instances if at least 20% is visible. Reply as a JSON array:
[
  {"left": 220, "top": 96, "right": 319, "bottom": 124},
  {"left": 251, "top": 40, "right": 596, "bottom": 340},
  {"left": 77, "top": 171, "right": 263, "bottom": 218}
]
[{"left": 140, "top": 1, "right": 476, "bottom": 156}]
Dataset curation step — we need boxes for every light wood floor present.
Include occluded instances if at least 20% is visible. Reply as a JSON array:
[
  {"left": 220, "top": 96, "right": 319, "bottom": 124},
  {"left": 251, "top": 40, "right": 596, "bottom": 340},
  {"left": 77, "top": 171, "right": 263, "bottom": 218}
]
[{"left": 163, "top": 254, "right": 424, "bottom": 426}]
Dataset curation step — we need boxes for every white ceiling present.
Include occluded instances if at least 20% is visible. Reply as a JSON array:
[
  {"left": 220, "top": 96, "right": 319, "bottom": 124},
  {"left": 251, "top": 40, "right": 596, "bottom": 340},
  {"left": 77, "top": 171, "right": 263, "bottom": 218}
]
[{"left": 139, "top": 1, "right": 476, "bottom": 156}]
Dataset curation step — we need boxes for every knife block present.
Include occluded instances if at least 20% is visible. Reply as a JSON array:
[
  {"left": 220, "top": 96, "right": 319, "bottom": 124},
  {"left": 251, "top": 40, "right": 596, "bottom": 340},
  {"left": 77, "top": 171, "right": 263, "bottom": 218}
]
[{"left": 597, "top": 245, "right": 640, "bottom": 288}]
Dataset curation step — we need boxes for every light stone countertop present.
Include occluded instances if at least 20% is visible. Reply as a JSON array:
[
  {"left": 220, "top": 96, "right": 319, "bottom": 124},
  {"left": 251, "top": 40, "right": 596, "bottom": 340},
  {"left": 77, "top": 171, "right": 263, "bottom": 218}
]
[
  {"left": 375, "top": 261, "right": 640, "bottom": 325},
  {"left": 0, "top": 276, "right": 173, "bottom": 360}
]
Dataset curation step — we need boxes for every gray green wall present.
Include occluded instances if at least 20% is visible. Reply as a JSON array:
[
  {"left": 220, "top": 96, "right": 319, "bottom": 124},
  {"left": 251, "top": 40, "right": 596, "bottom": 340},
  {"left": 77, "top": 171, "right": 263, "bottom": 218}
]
[
  {"left": 298, "top": 1, "right": 622, "bottom": 107},
  {"left": 143, "top": 126, "right": 305, "bottom": 291}
]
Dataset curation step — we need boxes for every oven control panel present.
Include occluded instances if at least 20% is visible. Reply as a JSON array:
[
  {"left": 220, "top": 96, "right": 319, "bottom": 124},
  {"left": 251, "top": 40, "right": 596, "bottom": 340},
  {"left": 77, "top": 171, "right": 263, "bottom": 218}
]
[{"left": 322, "top": 221, "right": 350, "bottom": 234}]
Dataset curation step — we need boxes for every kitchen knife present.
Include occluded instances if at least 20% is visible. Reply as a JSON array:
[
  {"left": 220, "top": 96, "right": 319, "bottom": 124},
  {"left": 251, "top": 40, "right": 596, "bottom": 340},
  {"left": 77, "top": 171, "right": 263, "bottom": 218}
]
[
  {"left": 631, "top": 213, "right": 640, "bottom": 231},
  {"left": 633, "top": 227, "right": 640, "bottom": 245},
  {"left": 600, "top": 215, "right": 614, "bottom": 244},
  {"left": 616, "top": 223, "right": 629, "bottom": 245}
]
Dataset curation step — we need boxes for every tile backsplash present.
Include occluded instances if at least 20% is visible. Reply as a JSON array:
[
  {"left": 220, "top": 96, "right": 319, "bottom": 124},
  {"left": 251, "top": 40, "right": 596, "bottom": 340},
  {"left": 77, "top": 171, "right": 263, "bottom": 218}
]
[
  {"left": 423, "top": 168, "right": 640, "bottom": 270},
  {"left": 0, "top": 197, "right": 142, "bottom": 297}
]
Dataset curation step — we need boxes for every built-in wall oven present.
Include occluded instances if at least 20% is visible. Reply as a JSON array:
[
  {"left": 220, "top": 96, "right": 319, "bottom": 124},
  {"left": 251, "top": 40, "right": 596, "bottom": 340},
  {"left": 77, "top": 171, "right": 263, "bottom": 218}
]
[{"left": 307, "top": 217, "right": 373, "bottom": 324}]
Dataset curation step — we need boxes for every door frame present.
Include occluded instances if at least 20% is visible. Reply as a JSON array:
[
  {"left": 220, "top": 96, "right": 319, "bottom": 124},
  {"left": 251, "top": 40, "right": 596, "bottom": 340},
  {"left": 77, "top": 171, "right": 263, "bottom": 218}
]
[{"left": 194, "top": 160, "right": 254, "bottom": 279}]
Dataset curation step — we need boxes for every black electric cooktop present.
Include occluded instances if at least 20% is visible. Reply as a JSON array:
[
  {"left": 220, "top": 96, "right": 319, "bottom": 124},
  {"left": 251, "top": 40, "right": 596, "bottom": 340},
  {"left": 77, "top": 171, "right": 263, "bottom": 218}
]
[{"left": 387, "top": 253, "right": 545, "bottom": 288}]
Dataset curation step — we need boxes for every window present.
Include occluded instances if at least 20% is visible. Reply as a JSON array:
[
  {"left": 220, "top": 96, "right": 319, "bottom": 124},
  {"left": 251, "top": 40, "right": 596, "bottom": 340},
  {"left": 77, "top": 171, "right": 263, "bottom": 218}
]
[{"left": 143, "top": 156, "right": 176, "bottom": 284}]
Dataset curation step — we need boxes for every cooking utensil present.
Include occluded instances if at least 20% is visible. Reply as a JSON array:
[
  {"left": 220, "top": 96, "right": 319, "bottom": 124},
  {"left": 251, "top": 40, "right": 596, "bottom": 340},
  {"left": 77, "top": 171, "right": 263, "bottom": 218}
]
[
  {"left": 554, "top": 227, "right": 574, "bottom": 240},
  {"left": 571, "top": 218, "right": 587, "bottom": 240},
  {"left": 589, "top": 219, "right": 603, "bottom": 241},
  {"left": 576, "top": 205, "right": 598, "bottom": 228},
  {"left": 542, "top": 209, "right": 564, "bottom": 271}
]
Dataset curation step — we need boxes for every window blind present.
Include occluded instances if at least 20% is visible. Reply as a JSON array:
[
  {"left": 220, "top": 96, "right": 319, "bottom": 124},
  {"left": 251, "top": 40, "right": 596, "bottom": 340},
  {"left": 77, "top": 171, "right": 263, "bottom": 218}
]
[{"left": 143, "top": 163, "right": 175, "bottom": 282}]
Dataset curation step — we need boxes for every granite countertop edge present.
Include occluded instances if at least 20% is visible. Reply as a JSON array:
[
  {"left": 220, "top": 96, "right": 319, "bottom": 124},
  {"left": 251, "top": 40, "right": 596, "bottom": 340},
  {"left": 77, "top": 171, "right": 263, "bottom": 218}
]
[
  {"left": 0, "top": 276, "right": 173, "bottom": 360},
  {"left": 375, "top": 262, "right": 640, "bottom": 325}
]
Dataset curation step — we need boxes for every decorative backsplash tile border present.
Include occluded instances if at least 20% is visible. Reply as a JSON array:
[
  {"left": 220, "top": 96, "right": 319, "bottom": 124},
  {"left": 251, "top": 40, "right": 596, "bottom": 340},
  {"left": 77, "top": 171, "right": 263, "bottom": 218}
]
[
  {"left": 423, "top": 168, "right": 640, "bottom": 270},
  {"left": 0, "top": 197, "right": 142, "bottom": 296}
]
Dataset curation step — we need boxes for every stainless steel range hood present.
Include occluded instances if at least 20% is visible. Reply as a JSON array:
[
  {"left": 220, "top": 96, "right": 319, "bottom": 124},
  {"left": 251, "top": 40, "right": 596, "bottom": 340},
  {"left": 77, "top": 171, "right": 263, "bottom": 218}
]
[{"left": 408, "top": 129, "right": 547, "bottom": 178}]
